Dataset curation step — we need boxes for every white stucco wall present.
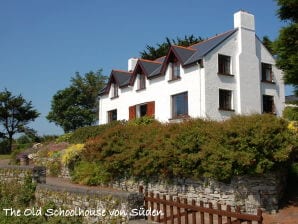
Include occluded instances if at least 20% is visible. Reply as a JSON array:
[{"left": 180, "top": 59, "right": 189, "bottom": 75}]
[
  {"left": 99, "top": 11, "right": 285, "bottom": 124},
  {"left": 203, "top": 32, "right": 238, "bottom": 120},
  {"left": 99, "top": 63, "right": 203, "bottom": 124},
  {"left": 256, "top": 38, "right": 285, "bottom": 116}
]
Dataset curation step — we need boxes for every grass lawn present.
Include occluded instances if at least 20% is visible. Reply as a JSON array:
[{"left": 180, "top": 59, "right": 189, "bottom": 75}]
[{"left": 0, "top": 154, "right": 11, "bottom": 160}]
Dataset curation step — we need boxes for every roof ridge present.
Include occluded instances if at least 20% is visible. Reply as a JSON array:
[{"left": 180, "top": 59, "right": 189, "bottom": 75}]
[
  {"left": 112, "top": 69, "right": 132, "bottom": 74},
  {"left": 172, "top": 45, "right": 196, "bottom": 51},
  {"left": 189, "top": 29, "right": 236, "bottom": 48},
  {"left": 139, "top": 58, "right": 162, "bottom": 64},
  {"left": 154, "top": 56, "right": 166, "bottom": 61}
]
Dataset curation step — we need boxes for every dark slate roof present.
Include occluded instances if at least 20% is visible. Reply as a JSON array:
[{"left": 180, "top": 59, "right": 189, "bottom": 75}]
[
  {"left": 171, "top": 46, "right": 196, "bottom": 66},
  {"left": 112, "top": 70, "right": 132, "bottom": 87},
  {"left": 185, "top": 29, "right": 237, "bottom": 65},
  {"left": 154, "top": 56, "right": 166, "bottom": 63},
  {"left": 100, "top": 29, "right": 238, "bottom": 95},
  {"left": 138, "top": 59, "right": 162, "bottom": 78}
]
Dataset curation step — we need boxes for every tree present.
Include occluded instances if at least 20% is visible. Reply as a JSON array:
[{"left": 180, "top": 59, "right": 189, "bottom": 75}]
[
  {"left": 47, "top": 70, "right": 107, "bottom": 133},
  {"left": 140, "top": 35, "right": 204, "bottom": 60},
  {"left": 0, "top": 89, "right": 39, "bottom": 153},
  {"left": 274, "top": 0, "right": 298, "bottom": 95},
  {"left": 262, "top": 36, "right": 275, "bottom": 55}
]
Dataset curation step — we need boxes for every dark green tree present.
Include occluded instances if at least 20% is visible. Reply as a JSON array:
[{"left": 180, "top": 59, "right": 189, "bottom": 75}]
[
  {"left": 47, "top": 70, "right": 107, "bottom": 133},
  {"left": 0, "top": 89, "right": 39, "bottom": 153},
  {"left": 274, "top": 0, "right": 298, "bottom": 95},
  {"left": 140, "top": 35, "right": 204, "bottom": 60},
  {"left": 262, "top": 36, "right": 275, "bottom": 55}
]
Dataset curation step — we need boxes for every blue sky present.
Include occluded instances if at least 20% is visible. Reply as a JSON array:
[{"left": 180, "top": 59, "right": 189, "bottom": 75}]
[{"left": 0, "top": 0, "right": 294, "bottom": 136}]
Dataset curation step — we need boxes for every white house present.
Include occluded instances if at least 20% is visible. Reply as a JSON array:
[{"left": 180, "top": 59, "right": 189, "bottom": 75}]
[{"left": 98, "top": 11, "right": 285, "bottom": 124}]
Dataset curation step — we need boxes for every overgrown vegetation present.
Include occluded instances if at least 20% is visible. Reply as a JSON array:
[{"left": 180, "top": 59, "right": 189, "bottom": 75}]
[
  {"left": 70, "top": 114, "right": 297, "bottom": 183},
  {"left": 0, "top": 177, "right": 82, "bottom": 223},
  {"left": 58, "top": 121, "right": 124, "bottom": 144}
]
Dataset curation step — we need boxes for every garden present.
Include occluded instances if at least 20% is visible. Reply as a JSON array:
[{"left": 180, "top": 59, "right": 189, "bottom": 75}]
[{"left": 8, "top": 114, "right": 298, "bottom": 186}]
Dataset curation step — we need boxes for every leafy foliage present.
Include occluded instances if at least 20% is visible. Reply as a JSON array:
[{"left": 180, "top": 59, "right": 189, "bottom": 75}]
[
  {"left": 283, "top": 106, "right": 298, "bottom": 121},
  {"left": 262, "top": 36, "right": 275, "bottom": 55},
  {"left": 72, "top": 161, "right": 111, "bottom": 185},
  {"left": 67, "top": 121, "right": 125, "bottom": 144},
  {"left": 140, "top": 35, "right": 204, "bottom": 60},
  {"left": 274, "top": 0, "right": 298, "bottom": 94},
  {"left": 76, "top": 114, "right": 296, "bottom": 183},
  {"left": 47, "top": 70, "right": 107, "bottom": 132},
  {"left": 0, "top": 89, "right": 39, "bottom": 153},
  {"left": 0, "top": 178, "right": 82, "bottom": 224}
]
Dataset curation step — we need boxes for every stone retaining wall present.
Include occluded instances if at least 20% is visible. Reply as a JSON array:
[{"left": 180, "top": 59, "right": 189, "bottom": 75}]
[
  {"left": 110, "top": 171, "right": 286, "bottom": 214},
  {"left": 0, "top": 165, "right": 46, "bottom": 184},
  {"left": 35, "top": 184, "right": 144, "bottom": 223}
]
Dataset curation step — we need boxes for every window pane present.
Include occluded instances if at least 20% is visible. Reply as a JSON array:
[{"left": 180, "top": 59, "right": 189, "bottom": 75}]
[
  {"left": 262, "top": 63, "right": 272, "bottom": 82},
  {"left": 172, "top": 92, "right": 188, "bottom": 117},
  {"left": 263, "top": 95, "right": 274, "bottom": 113},
  {"left": 218, "top": 55, "right": 231, "bottom": 74},
  {"left": 108, "top": 110, "right": 117, "bottom": 122},
  {"left": 138, "top": 74, "right": 146, "bottom": 89},
  {"left": 172, "top": 62, "right": 181, "bottom": 79},
  {"left": 139, "top": 104, "right": 147, "bottom": 117},
  {"left": 219, "top": 89, "right": 232, "bottom": 110}
]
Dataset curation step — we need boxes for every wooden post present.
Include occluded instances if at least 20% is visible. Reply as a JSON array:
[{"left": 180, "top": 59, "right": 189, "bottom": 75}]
[
  {"left": 217, "top": 203, "right": 222, "bottom": 224},
  {"left": 184, "top": 198, "right": 189, "bottom": 224},
  {"left": 150, "top": 192, "right": 154, "bottom": 221},
  {"left": 192, "top": 200, "right": 196, "bottom": 224},
  {"left": 257, "top": 209, "right": 263, "bottom": 224},
  {"left": 163, "top": 195, "right": 167, "bottom": 224},
  {"left": 145, "top": 191, "right": 148, "bottom": 220},
  {"left": 177, "top": 197, "right": 181, "bottom": 224},
  {"left": 156, "top": 193, "right": 161, "bottom": 222},
  {"left": 200, "top": 201, "right": 205, "bottom": 224},
  {"left": 209, "top": 202, "right": 213, "bottom": 224},
  {"left": 170, "top": 195, "right": 174, "bottom": 223},
  {"left": 227, "top": 205, "right": 231, "bottom": 224}
]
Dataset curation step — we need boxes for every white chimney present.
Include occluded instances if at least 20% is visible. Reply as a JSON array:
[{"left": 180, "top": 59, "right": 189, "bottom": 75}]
[
  {"left": 234, "top": 10, "right": 255, "bottom": 31},
  {"left": 128, "top": 58, "right": 138, "bottom": 72}
]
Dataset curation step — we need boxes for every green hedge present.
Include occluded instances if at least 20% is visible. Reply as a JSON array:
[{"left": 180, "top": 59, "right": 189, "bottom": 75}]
[
  {"left": 56, "top": 121, "right": 125, "bottom": 144},
  {"left": 75, "top": 114, "right": 297, "bottom": 183}
]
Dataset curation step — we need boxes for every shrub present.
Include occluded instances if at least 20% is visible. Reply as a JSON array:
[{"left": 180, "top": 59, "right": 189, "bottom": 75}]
[
  {"left": 0, "top": 179, "right": 82, "bottom": 224},
  {"left": 61, "top": 144, "right": 85, "bottom": 172},
  {"left": 72, "top": 161, "right": 111, "bottom": 185},
  {"left": 68, "top": 121, "right": 125, "bottom": 144},
  {"left": 79, "top": 114, "right": 296, "bottom": 183}
]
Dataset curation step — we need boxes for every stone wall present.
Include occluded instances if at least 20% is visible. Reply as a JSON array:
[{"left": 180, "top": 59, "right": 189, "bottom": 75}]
[
  {"left": 0, "top": 165, "right": 144, "bottom": 223},
  {"left": 109, "top": 171, "right": 286, "bottom": 214},
  {"left": 0, "top": 165, "right": 46, "bottom": 184},
  {"left": 35, "top": 184, "right": 143, "bottom": 223}
]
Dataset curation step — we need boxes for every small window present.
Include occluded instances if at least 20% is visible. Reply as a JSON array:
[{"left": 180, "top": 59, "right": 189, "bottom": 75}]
[
  {"left": 263, "top": 95, "right": 274, "bottom": 113},
  {"left": 108, "top": 109, "right": 117, "bottom": 122},
  {"left": 138, "top": 74, "right": 146, "bottom": 90},
  {"left": 111, "top": 83, "right": 118, "bottom": 98},
  {"left": 262, "top": 63, "right": 273, "bottom": 82},
  {"left": 172, "top": 92, "right": 188, "bottom": 118},
  {"left": 219, "top": 89, "right": 233, "bottom": 110},
  {"left": 171, "top": 61, "right": 181, "bottom": 80},
  {"left": 218, "top": 54, "right": 231, "bottom": 75},
  {"left": 137, "top": 104, "right": 147, "bottom": 118}
]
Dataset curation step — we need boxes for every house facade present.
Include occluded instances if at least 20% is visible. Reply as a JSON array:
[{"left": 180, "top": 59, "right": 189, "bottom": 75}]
[{"left": 98, "top": 11, "right": 285, "bottom": 124}]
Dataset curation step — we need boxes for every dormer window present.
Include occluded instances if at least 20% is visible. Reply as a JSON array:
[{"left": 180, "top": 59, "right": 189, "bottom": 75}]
[
  {"left": 261, "top": 63, "right": 274, "bottom": 83},
  {"left": 137, "top": 74, "right": 146, "bottom": 90},
  {"left": 218, "top": 54, "right": 231, "bottom": 75},
  {"left": 171, "top": 61, "right": 181, "bottom": 80},
  {"left": 111, "top": 83, "right": 118, "bottom": 98}
]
